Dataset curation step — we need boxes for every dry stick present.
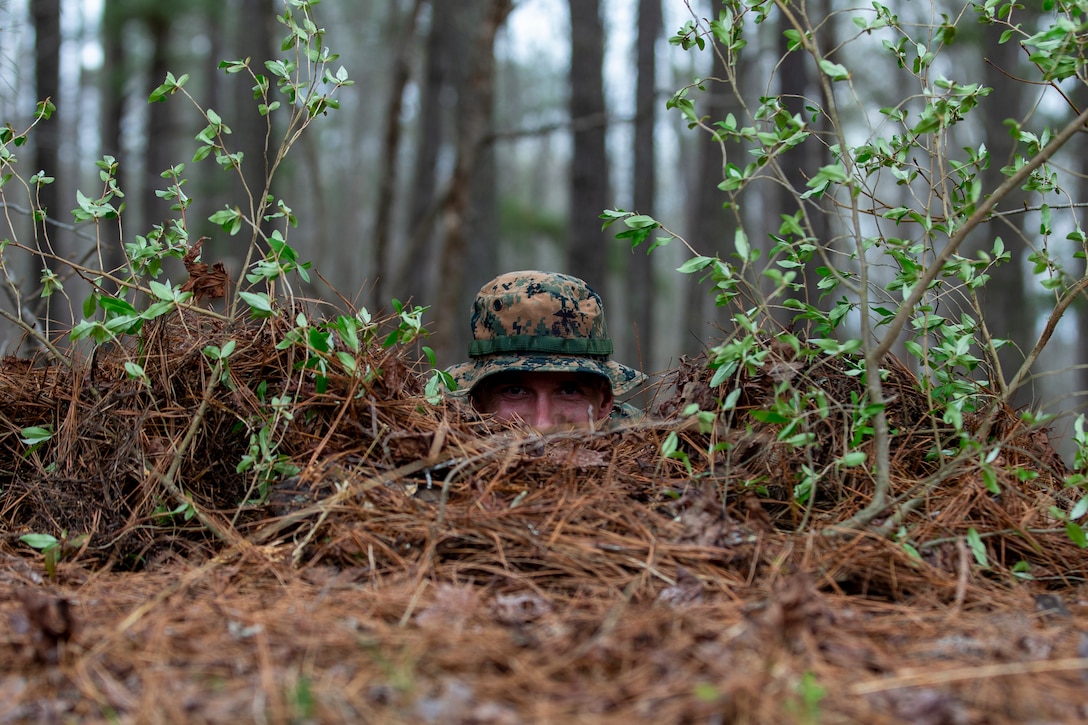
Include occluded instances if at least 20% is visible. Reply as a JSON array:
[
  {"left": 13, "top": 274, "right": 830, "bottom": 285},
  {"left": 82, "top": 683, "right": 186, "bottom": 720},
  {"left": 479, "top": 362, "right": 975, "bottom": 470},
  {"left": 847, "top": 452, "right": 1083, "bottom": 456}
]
[
  {"left": 861, "top": 446, "right": 979, "bottom": 537},
  {"left": 774, "top": 0, "right": 895, "bottom": 533},
  {"left": 871, "top": 104, "right": 1088, "bottom": 364},
  {"left": 286, "top": 458, "right": 433, "bottom": 564},
  {"left": 250, "top": 457, "right": 435, "bottom": 545},
  {"left": 0, "top": 270, "right": 70, "bottom": 364},
  {"left": 6, "top": 238, "right": 233, "bottom": 324},
  {"left": 951, "top": 537, "right": 970, "bottom": 613},
  {"left": 849, "top": 657, "right": 1088, "bottom": 695},
  {"left": 398, "top": 563, "right": 434, "bottom": 628},
  {"left": 278, "top": 422, "right": 467, "bottom": 560},
  {"left": 235, "top": 321, "right": 379, "bottom": 530},
  {"left": 920, "top": 526, "right": 1069, "bottom": 549},
  {"left": 281, "top": 417, "right": 447, "bottom": 564},
  {"left": 155, "top": 359, "right": 242, "bottom": 546},
  {"left": 998, "top": 272, "right": 1088, "bottom": 418},
  {"left": 832, "top": 105, "right": 1088, "bottom": 535}
]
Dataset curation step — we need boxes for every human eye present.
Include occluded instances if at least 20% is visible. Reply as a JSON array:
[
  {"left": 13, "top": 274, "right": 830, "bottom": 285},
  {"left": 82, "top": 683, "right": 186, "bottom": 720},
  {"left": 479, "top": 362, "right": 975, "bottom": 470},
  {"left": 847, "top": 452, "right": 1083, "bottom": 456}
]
[
  {"left": 499, "top": 384, "right": 528, "bottom": 398},
  {"left": 558, "top": 382, "right": 587, "bottom": 397}
]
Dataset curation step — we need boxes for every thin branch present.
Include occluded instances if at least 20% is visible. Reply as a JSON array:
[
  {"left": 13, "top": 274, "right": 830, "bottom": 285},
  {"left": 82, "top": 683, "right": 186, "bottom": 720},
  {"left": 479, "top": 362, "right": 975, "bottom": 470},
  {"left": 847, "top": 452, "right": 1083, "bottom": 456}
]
[
  {"left": 152, "top": 359, "right": 241, "bottom": 545},
  {"left": 872, "top": 103, "right": 1088, "bottom": 363},
  {"left": 1005, "top": 273, "right": 1088, "bottom": 401},
  {"left": 850, "top": 658, "right": 1088, "bottom": 696}
]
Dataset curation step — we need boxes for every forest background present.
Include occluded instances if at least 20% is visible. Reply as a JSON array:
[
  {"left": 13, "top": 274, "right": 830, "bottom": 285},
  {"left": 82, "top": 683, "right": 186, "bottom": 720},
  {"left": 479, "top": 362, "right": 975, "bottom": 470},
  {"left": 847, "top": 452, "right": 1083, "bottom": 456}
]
[{"left": 0, "top": 0, "right": 1086, "bottom": 459}]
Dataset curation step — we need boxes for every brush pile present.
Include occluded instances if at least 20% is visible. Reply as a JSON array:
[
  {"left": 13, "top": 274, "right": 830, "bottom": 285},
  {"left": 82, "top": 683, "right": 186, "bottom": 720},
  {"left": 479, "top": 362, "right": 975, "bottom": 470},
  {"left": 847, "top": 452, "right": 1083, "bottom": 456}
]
[{"left": 1, "top": 309, "right": 1086, "bottom": 723}]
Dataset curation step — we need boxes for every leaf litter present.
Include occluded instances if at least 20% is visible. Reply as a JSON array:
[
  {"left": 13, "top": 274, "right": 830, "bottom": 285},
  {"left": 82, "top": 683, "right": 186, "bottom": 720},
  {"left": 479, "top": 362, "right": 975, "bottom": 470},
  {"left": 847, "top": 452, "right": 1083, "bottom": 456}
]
[{"left": 1, "top": 311, "right": 1086, "bottom": 723}]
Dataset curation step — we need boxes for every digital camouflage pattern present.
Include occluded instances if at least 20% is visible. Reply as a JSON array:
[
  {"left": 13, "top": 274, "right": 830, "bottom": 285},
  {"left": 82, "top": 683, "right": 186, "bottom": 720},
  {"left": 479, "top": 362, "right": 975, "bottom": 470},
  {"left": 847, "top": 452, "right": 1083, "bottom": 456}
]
[{"left": 447, "top": 271, "right": 646, "bottom": 397}]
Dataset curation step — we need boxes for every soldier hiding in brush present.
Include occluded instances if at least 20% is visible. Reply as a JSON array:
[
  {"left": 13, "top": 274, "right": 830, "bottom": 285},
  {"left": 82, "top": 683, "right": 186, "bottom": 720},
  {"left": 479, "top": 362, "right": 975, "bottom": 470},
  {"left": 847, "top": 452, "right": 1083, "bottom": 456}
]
[{"left": 446, "top": 271, "right": 646, "bottom": 430}]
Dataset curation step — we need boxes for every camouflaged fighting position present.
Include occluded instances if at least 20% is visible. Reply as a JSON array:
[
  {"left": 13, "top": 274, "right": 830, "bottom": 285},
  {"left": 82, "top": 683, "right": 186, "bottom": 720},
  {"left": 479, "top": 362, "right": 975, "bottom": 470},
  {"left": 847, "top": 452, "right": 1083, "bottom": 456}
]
[{"left": 447, "top": 271, "right": 645, "bottom": 430}]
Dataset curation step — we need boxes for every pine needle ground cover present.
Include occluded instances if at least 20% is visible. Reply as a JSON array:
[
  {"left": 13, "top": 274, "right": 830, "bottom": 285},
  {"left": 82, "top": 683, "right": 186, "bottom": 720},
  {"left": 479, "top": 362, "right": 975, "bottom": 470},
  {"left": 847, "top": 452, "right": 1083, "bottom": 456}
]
[{"left": 2, "top": 313, "right": 1085, "bottom": 724}]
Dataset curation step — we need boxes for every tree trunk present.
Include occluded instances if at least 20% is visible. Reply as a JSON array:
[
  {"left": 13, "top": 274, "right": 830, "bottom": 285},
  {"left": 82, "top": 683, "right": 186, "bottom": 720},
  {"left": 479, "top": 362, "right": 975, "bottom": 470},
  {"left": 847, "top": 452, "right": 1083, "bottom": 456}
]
[
  {"left": 29, "top": 0, "right": 62, "bottom": 329},
  {"left": 684, "top": 124, "right": 733, "bottom": 359},
  {"left": 433, "top": 0, "right": 512, "bottom": 366},
  {"left": 463, "top": 97, "right": 500, "bottom": 323},
  {"left": 99, "top": 0, "right": 128, "bottom": 278},
  {"left": 399, "top": 0, "right": 454, "bottom": 308},
  {"left": 683, "top": 4, "right": 737, "bottom": 360},
  {"left": 565, "top": 0, "right": 609, "bottom": 298},
  {"left": 774, "top": 3, "right": 830, "bottom": 333},
  {"left": 234, "top": 0, "right": 276, "bottom": 214},
  {"left": 1078, "top": 142, "right": 1088, "bottom": 408},
  {"left": 142, "top": 13, "right": 174, "bottom": 243},
  {"left": 978, "top": 24, "right": 1030, "bottom": 405},
  {"left": 187, "top": 0, "right": 277, "bottom": 272},
  {"left": 629, "top": 0, "right": 661, "bottom": 369},
  {"left": 371, "top": 0, "right": 424, "bottom": 309}
]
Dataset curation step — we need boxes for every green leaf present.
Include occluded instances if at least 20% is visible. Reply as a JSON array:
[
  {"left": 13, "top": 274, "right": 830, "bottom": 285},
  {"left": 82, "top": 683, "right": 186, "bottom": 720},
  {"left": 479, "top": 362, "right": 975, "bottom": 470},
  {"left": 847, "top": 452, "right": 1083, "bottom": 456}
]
[
  {"left": 148, "top": 280, "right": 175, "bottom": 301},
  {"left": 335, "top": 351, "right": 357, "bottom": 374},
  {"left": 148, "top": 72, "right": 189, "bottom": 103},
  {"left": 900, "top": 542, "right": 922, "bottom": 562},
  {"left": 1071, "top": 496, "right": 1088, "bottom": 521},
  {"left": 307, "top": 327, "right": 330, "bottom": 353},
  {"left": 20, "top": 425, "right": 54, "bottom": 446},
  {"left": 838, "top": 451, "right": 867, "bottom": 467},
  {"left": 69, "top": 319, "right": 113, "bottom": 344},
  {"left": 98, "top": 296, "right": 137, "bottom": 316},
  {"left": 734, "top": 228, "right": 752, "bottom": 263},
  {"left": 1011, "top": 559, "right": 1033, "bottom": 580},
  {"left": 662, "top": 430, "right": 679, "bottom": 458},
  {"left": 19, "top": 533, "right": 59, "bottom": 550},
  {"left": 903, "top": 340, "right": 924, "bottom": 359},
  {"left": 239, "top": 291, "right": 273, "bottom": 317},
  {"left": 600, "top": 208, "right": 631, "bottom": 223},
  {"left": 141, "top": 300, "right": 176, "bottom": 320},
  {"left": 781, "top": 432, "right": 815, "bottom": 447},
  {"left": 209, "top": 207, "right": 243, "bottom": 235},
  {"left": 818, "top": 59, "right": 850, "bottom": 81},
  {"left": 1066, "top": 521, "right": 1087, "bottom": 548},
  {"left": 677, "top": 256, "right": 714, "bottom": 274},
  {"left": 105, "top": 314, "right": 142, "bottom": 335},
  {"left": 336, "top": 317, "right": 360, "bottom": 352},
  {"left": 623, "top": 214, "right": 659, "bottom": 230},
  {"left": 422, "top": 346, "right": 437, "bottom": 368},
  {"left": 82, "top": 293, "right": 99, "bottom": 318},
  {"left": 966, "top": 528, "right": 989, "bottom": 567},
  {"left": 424, "top": 371, "right": 445, "bottom": 404},
  {"left": 124, "top": 362, "right": 146, "bottom": 379}
]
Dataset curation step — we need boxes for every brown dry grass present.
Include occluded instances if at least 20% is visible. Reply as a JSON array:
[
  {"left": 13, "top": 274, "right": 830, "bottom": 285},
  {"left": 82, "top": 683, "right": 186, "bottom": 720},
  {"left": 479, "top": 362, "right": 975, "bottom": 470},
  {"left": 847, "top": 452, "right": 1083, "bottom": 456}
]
[{"left": 2, "top": 310, "right": 1087, "bottom": 724}]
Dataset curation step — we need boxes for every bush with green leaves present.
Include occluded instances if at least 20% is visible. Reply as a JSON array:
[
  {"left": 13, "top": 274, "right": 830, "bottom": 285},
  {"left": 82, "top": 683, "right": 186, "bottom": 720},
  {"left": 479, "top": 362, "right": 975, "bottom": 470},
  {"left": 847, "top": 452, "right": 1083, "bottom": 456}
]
[
  {"left": 0, "top": 2, "right": 350, "bottom": 349},
  {"left": 0, "top": 1, "right": 451, "bottom": 552},
  {"left": 607, "top": 0, "right": 1088, "bottom": 551}
]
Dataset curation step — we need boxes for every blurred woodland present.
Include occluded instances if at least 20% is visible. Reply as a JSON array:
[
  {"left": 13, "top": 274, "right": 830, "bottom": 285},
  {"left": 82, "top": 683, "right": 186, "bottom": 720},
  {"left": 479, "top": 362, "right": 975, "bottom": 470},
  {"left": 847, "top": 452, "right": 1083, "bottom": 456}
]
[{"left": 1, "top": 0, "right": 1087, "bottom": 452}]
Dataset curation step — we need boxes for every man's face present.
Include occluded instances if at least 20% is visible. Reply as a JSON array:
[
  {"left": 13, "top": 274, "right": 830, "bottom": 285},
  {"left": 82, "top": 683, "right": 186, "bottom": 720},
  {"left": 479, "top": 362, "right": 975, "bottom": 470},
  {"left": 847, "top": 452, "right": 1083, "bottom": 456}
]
[{"left": 472, "top": 371, "right": 614, "bottom": 430}]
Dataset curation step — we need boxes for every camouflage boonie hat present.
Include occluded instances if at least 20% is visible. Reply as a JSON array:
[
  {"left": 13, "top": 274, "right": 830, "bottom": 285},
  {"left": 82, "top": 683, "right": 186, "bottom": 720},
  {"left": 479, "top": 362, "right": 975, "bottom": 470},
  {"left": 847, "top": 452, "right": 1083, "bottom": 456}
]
[{"left": 447, "top": 271, "right": 646, "bottom": 396}]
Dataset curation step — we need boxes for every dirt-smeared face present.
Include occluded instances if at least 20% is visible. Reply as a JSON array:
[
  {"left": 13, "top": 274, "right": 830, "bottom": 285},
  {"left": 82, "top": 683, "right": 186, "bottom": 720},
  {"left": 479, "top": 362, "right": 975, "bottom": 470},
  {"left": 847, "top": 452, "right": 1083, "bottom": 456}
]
[{"left": 472, "top": 371, "right": 613, "bottom": 431}]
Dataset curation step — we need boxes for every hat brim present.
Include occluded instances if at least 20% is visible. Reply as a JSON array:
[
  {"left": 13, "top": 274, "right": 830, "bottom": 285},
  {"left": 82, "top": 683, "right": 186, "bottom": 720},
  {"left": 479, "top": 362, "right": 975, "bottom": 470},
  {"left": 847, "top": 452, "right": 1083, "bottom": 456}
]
[{"left": 447, "top": 354, "right": 646, "bottom": 398}]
